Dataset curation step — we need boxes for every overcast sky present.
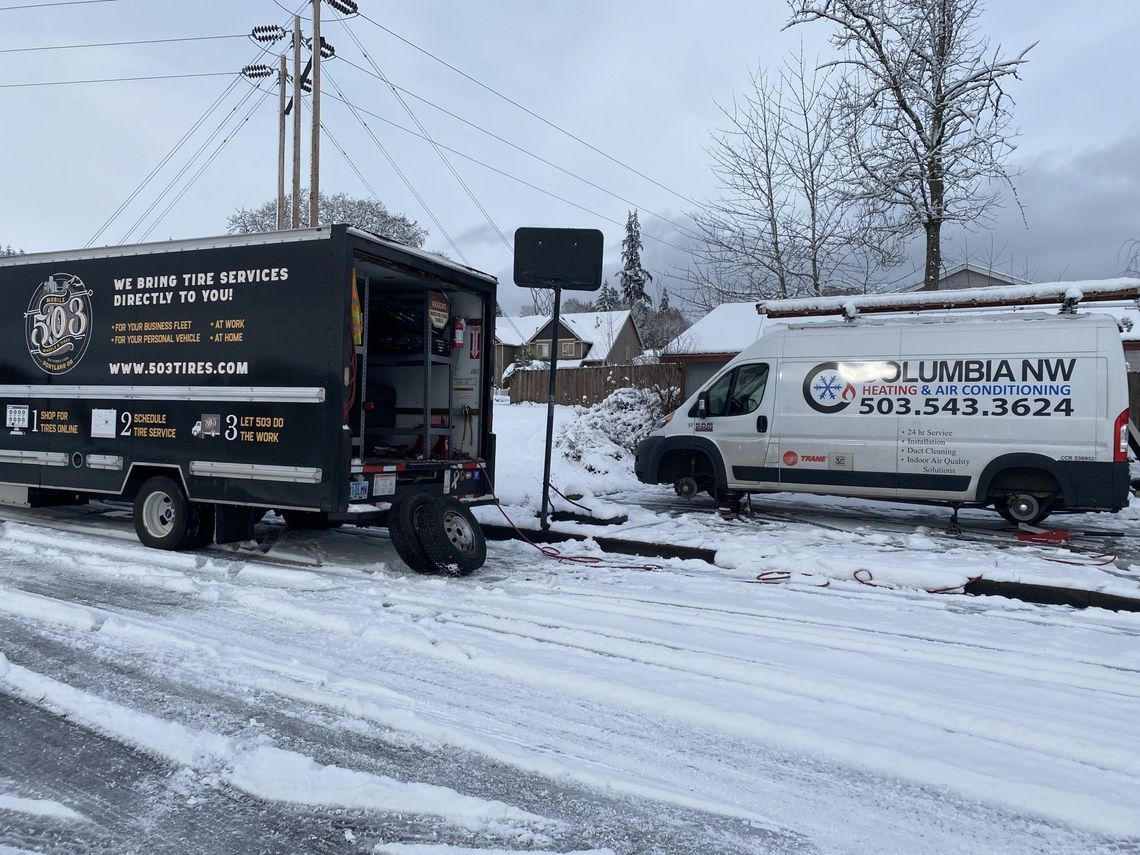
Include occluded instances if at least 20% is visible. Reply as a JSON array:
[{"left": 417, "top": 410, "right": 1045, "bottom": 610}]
[{"left": 1, "top": 0, "right": 1138, "bottom": 312}]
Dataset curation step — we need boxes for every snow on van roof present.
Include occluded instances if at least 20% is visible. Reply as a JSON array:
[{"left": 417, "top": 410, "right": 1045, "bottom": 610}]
[
  {"left": 759, "top": 277, "right": 1140, "bottom": 318},
  {"left": 667, "top": 292, "right": 1140, "bottom": 358}
]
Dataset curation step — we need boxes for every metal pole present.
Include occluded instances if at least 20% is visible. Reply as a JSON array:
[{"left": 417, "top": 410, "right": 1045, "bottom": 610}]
[
  {"left": 276, "top": 54, "right": 287, "bottom": 231},
  {"left": 291, "top": 15, "right": 303, "bottom": 229},
  {"left": 309, "top": 0, "right": 321, "bottom": 227},
  {"left": 540, "top": 285, "right": 562, "bottom": 531}
]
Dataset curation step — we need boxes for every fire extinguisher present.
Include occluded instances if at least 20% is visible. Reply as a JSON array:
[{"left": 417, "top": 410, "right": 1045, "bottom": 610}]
[{"left": 452, "top": 316, "right": 465, "bottom": 349}]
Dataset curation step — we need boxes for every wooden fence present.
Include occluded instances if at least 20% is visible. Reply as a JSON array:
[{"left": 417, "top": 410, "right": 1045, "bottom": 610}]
[
  {"left": 509, "top": 362, "right": 683, "bottom": 407},
  {"left": 1129, "top": 372, "right": 1140, "bottom": 428}
]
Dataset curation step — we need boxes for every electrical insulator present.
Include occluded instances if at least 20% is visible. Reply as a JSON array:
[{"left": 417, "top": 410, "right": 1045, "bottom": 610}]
[
  {"left": 323, "top": 0, "right": 359, "bottom": 15},
  {"left": 251, "top": 24, "right": 287, "bottom": 43},
  {"left": 241, "top": 64, "right": 275, "bottom": 80}
]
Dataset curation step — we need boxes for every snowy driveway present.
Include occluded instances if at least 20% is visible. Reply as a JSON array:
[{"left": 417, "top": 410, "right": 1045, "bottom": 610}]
[{"left": 1, "top": 504, "right": 1139, "bottom": 854}]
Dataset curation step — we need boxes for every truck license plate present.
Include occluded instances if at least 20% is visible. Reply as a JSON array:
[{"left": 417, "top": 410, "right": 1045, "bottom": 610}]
[{"left": 349, "top": 480, "right": 369, "bottom": 501}]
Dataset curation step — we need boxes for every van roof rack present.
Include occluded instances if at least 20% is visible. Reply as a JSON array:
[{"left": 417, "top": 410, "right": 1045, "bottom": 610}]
[{"left": 756, "top": 279, "right": 1140, "bottom": 320}]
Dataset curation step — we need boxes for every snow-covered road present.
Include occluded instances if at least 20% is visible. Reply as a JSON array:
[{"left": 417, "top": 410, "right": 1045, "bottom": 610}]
[{"left": 2, "top": 504, "right": 1138, "bottom": 854}]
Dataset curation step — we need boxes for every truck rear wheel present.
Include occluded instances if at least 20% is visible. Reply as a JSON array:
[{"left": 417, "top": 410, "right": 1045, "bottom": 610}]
[
  {"left": 418, "top": 497, "right": 486, "bottom": 577},
  {"left": 134, "top": 476, "right": 198, "bottom": 550},
  {"left": 387, "top": 493, "right": 435, "bottom": 574}
]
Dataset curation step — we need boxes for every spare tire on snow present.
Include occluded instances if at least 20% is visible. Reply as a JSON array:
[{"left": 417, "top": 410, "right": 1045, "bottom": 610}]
[{"left": 418, "top": 496, "right": 486, "bottom": 576}]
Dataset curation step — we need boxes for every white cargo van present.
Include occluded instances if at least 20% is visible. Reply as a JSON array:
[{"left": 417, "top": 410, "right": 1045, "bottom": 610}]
[{"left": 636, "top": 311, "right": 1131, "bottom": 524}]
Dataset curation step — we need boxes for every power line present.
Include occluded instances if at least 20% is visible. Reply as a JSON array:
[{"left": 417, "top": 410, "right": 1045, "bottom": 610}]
[
  {"left": 322, "top": 70, "right": 467, "bottom": 262},
  {"left": 87, "top": 74, "right": 247, "bottom": 246},
  {"left": 0, "top": 33, "right": 245, "bottom": 54},
  {"left": 321, "top": 119, "right": 467, "bottom": 261},
  {"left": 337, "top": 20, "right": 513, "bottom": 255},
  {"left": 88, "top": 0, "right": 307, "bottom": 244},
  {"left": 140, "top": 86, "right": 273, "bottom": 241},
  {"left": 357, "top": 12, "right": 696, "bottom": 207},
  {"left": 321, "top": 90, "right": 692, "bottom": 255},
  {"left": 0, "top": 0, "right": 122, "bottom": 10},
  {"left": 120, "top": 82, "right": 263, "bottom": 243},
  {"left": 0, "top": 71, "right": 233, "bottom": 89},
  {"left": 336, "top": 55, "right": 691, "bottom": 235}
]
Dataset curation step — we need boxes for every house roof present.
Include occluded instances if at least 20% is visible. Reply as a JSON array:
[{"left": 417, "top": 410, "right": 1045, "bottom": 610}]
[
  {"left": 501, "top": 309, "right": 636, "bottom": 362},
  {"left": 494, "top": 315, "right": 547, "bottom": 347},
  {"left": 558, "top": 310, "right": 633, "bottom": 363},
  {"left": 906, "top": 262, "right": 1033, "bottom": 291},
  {"left": 663, "top": 302, "right": 836, "bottom": 356}
]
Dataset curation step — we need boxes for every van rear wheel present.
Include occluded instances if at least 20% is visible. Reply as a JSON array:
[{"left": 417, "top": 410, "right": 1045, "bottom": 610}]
[{"left": 995, "top": 493, "right": 1052, "bottom": 526}]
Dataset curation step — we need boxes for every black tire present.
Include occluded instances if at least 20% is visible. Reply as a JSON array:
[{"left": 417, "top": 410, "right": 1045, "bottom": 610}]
[
  {"left": 994, "top": 494, "right": 1052, "bottom": 526},
  {"left": 134, "top": 476, "right": 195, "bottom": 550},
  {"left": 186, "top": 503, "right": 215, "bottom": 549},
  {"left": 417, "top": 496, "right": 487, "bottom": 577},
  {"left": 387, "top": 493, "right": 435, "bottom": 574},
  {"left": 281, "top": 510, "right": 343, "bottom": 530}
]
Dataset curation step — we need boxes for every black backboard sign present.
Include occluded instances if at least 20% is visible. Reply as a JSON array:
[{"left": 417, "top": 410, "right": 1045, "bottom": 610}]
[{"left": 513, "top": 227, "right": 604, "bottom": 291}]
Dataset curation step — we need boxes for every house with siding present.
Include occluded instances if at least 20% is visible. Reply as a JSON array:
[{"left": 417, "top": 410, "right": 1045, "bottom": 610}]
[
  {"left": 494, "top": 310, "right": 644, "bottom": 384},
  {"left": 493, "top": 315, "right": 547, "bottom": 387}
]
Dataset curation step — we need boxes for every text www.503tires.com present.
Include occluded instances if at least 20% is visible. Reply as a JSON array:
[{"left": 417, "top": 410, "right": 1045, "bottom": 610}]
[{"left": 109, "top": 361, "right": 249, "bottom": 376}]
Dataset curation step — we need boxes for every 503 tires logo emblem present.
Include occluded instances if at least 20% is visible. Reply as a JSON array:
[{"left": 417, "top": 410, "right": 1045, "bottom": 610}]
[{"left": 25, "top": 273, "right": 93, "bottom": 375}]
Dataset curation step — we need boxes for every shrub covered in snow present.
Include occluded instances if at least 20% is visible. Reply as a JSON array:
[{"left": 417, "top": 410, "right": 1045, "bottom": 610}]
[{"left": 556, "top": 386, "right": 678, "bottom": 474}]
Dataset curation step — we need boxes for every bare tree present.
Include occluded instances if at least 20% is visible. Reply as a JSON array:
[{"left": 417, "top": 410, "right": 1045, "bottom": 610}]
[
  {"left": 228, "top": 190, "right": 427, "bottom": 248},
  {"left": 689, "top": 49, "right": 895, "bottom": 310},
  {"left": 1123, "top": 239, "right": 1140, "bottom": 277},
  {"left": 788, "top": 0, "right": 1033, "bottom": 289}
]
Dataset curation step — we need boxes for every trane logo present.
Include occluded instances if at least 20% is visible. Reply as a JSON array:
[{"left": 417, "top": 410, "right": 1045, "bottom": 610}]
[{"left": 783, "top": 451, "right": 826, "bottom": 466}]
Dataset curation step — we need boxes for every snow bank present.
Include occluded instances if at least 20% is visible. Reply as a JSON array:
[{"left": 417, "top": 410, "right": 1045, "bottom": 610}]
[{"left": 556, "top": 387, "right": 673, "bottom": 476}]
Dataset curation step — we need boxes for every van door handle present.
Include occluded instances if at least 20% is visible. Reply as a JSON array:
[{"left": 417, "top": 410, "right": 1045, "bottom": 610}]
[{"left": 756, "top": 415, "right": 768, "bottom": 433}]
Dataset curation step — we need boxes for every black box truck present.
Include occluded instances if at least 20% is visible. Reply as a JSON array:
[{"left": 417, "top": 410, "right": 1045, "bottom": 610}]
[{"left": 0, "top": 225, "right": 497, "bottom": 575}]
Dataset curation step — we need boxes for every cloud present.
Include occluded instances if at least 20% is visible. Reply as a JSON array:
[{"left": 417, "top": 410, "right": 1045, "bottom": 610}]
[{"left": 939, "top": 133, "right": 1140, "bottom": 282}]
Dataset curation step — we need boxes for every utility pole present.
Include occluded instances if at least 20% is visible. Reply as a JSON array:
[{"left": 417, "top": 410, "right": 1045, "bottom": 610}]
[
  {"left": 276, "top": 54, "right": 287, "bottom": 231},
  {"left": 309, "top": 0, "right": 322, "bottom": 227},
  {"left": 292, "top": 15, "right": 303, "bottom": 229}
]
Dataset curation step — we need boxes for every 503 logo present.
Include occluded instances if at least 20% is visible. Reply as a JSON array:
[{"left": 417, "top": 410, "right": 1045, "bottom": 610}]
[{"left": 25, "top": 273, "right": 93, "bottom": 375}]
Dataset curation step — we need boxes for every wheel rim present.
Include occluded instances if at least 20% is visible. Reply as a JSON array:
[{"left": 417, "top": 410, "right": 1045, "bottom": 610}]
[
  {"left": 142, "top": 490, "right": 176, "bottom": 537},
  {"left": 1008, "top": 494, "right": 1040, "bottom": 523},
  {"left": 441, "top": 509, "right": 476, "bottom": 554}
]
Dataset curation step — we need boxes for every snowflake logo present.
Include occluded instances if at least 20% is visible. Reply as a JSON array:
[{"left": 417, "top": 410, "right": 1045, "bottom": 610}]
[{"left": 812, "top": 374, "right": 842, "bottom": 401}]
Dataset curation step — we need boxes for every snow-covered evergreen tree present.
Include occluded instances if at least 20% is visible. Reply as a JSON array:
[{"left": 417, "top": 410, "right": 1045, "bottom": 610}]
[
  {"left": 595, "top": 279, "right": 622, "bottom": 311},
  {"left": 618, "top": 211, "right": 653, "bottom": 307}
]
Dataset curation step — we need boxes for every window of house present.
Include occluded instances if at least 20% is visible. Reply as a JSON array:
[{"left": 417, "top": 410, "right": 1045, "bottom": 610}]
[
  {"left": 536, "top": 341, "right": 550, "bottom": 357},
  {"left": 560, "top": 340, "right": 575, "bottom": 357}
]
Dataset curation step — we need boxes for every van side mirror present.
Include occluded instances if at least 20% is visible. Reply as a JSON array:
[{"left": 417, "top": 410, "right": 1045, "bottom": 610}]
[{"left": 696, "top": 391, "right": 709, "bottom": 418}]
